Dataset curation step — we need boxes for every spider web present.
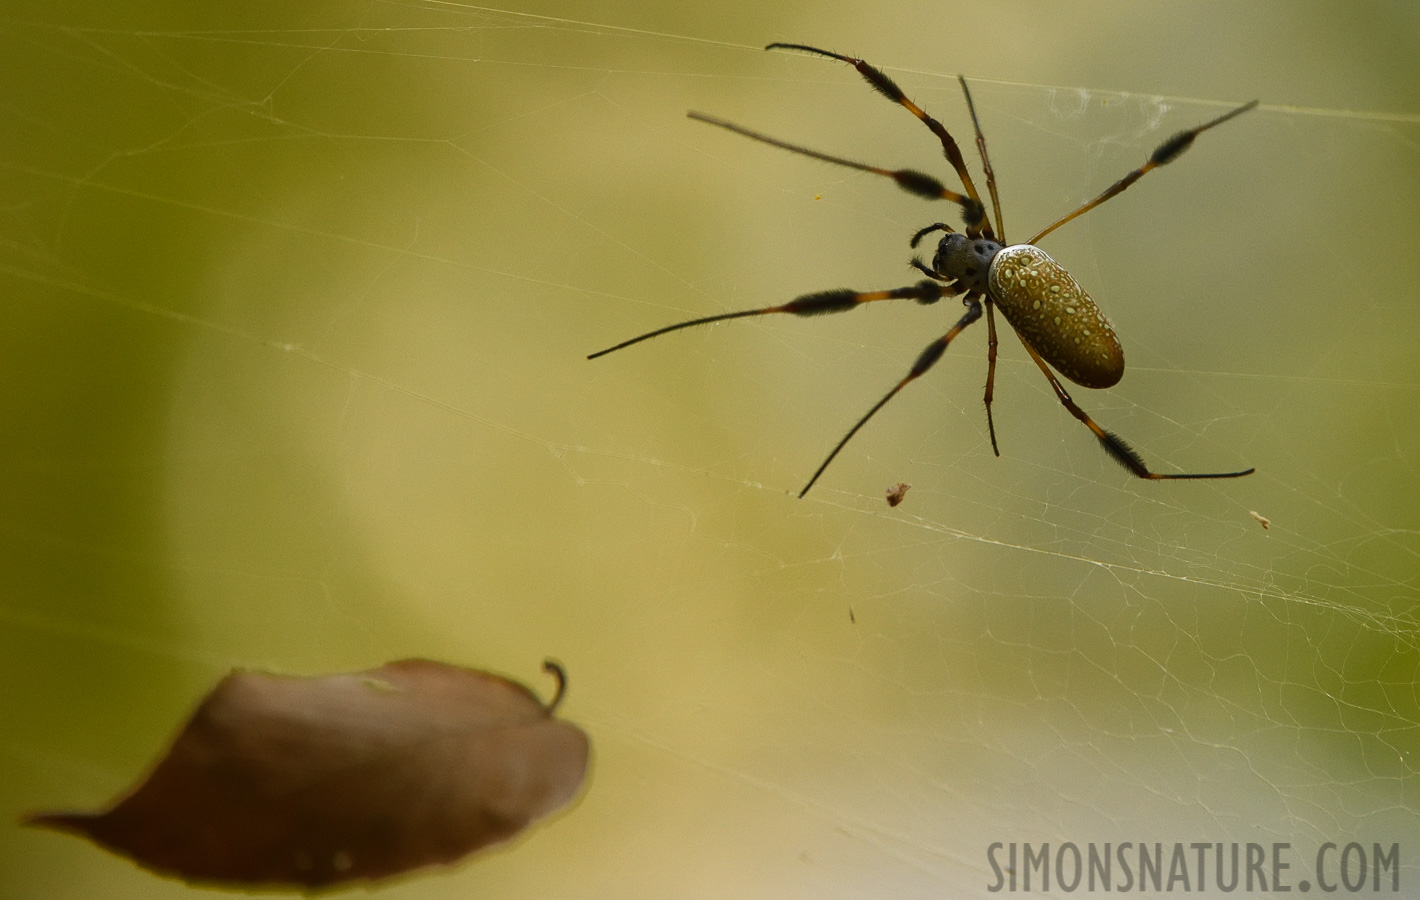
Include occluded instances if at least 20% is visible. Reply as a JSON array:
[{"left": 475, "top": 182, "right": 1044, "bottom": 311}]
[{"left": 2, "top": 3, "right": 1419, "bottom": 897}]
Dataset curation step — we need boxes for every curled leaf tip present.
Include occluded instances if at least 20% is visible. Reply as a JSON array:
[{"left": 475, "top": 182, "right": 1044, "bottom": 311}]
[{"left": 542, "top": 659, "right": 568, "bottom": 713}]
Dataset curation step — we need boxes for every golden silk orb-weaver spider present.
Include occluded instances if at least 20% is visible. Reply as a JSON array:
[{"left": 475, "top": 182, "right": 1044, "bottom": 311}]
[{"left": 589, "top": 43, "right": 1258, "bottom": 497}]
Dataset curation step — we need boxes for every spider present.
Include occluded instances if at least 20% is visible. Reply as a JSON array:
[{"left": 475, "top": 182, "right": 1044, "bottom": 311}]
[{"left": 590, "top": 43, "right": 1258, "bottom": 497}]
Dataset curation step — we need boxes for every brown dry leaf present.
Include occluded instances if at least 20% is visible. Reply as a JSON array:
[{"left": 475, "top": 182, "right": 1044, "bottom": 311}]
[{"left": 27, "top": 659, "right": 588, "bottom": 891}]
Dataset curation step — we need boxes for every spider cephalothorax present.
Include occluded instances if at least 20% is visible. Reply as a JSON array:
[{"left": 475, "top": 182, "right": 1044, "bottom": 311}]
[{"left": 928, "top": 231, "right": 1001, "bottom": 295}]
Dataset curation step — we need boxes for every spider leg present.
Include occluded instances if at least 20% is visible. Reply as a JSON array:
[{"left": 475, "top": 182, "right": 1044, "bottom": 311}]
[
  {"left": 688, "top": 113, "right": 979, "bottom": 214},
  {"left": 1027, "top": 99, "right": 1258, "bottom": 245},
  {"left": 588, "top": 281, "right": 956, "bottom": 360},
  {"left": 800, "top": 294, "right": 983, "bottom": 497},
  {"left": 958, "top": 77, "right": 1005, "bottom": 242},
  {"left": 1019, "top": 341, "right": 1254, "bottom": 480},
  {"left": 983, "top": 299, "right": 1001, "bottom": 456},
  {"left": 765, "top": 43, "right": 990, "bottom": 236}
]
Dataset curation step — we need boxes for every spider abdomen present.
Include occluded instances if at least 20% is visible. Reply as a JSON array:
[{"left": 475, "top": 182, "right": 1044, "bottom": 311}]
[{"left": 988, "top": 244, "right": 1124, "bottom": 389}]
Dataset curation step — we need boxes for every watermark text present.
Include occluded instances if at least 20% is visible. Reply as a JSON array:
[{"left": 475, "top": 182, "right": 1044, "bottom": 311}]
[{"left": 985, "top": 841, "right": 1400, "bottom": 892}]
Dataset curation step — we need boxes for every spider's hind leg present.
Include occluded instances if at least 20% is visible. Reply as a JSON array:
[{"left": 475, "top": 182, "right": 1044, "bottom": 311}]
[{"left": 1019, "top": 341, "right": 1254, "bottom": 480}]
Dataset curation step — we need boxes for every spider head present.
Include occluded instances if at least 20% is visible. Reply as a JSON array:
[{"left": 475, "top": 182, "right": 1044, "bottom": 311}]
[{"left": 931, "top": 232, "right": 1001, "bottom": 295}]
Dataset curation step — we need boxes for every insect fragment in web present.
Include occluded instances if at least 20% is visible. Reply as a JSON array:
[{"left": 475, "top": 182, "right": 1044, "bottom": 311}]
[{"left": 589, "top": 42, "right": 1258, "bottom": 497}]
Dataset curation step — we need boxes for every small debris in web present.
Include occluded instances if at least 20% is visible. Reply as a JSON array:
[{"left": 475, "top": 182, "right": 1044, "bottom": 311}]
[
  {"left": 1249, "top": 510, "right": 1271, "bottom": 530},
  {"left": 849, "top": 605, "right": 856, "bottom": 624},
  {"left": 886, "top": 482, "right": 910, "bottom": 507}
]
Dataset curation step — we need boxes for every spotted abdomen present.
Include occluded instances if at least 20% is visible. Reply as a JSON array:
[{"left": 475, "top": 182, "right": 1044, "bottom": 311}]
[{"left": 987, "top": 244, "right": 1124, "bottom": 389}]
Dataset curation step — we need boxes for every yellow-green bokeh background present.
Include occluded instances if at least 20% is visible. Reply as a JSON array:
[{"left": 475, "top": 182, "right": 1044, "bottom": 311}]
[{"left": 3, "top": 1, "right": 1419, "bottom": 897}]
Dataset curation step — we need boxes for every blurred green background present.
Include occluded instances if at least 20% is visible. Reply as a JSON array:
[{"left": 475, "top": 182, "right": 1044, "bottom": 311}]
[{"left": 2, "top": 1, "right": 1419, "bottom": 897}]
